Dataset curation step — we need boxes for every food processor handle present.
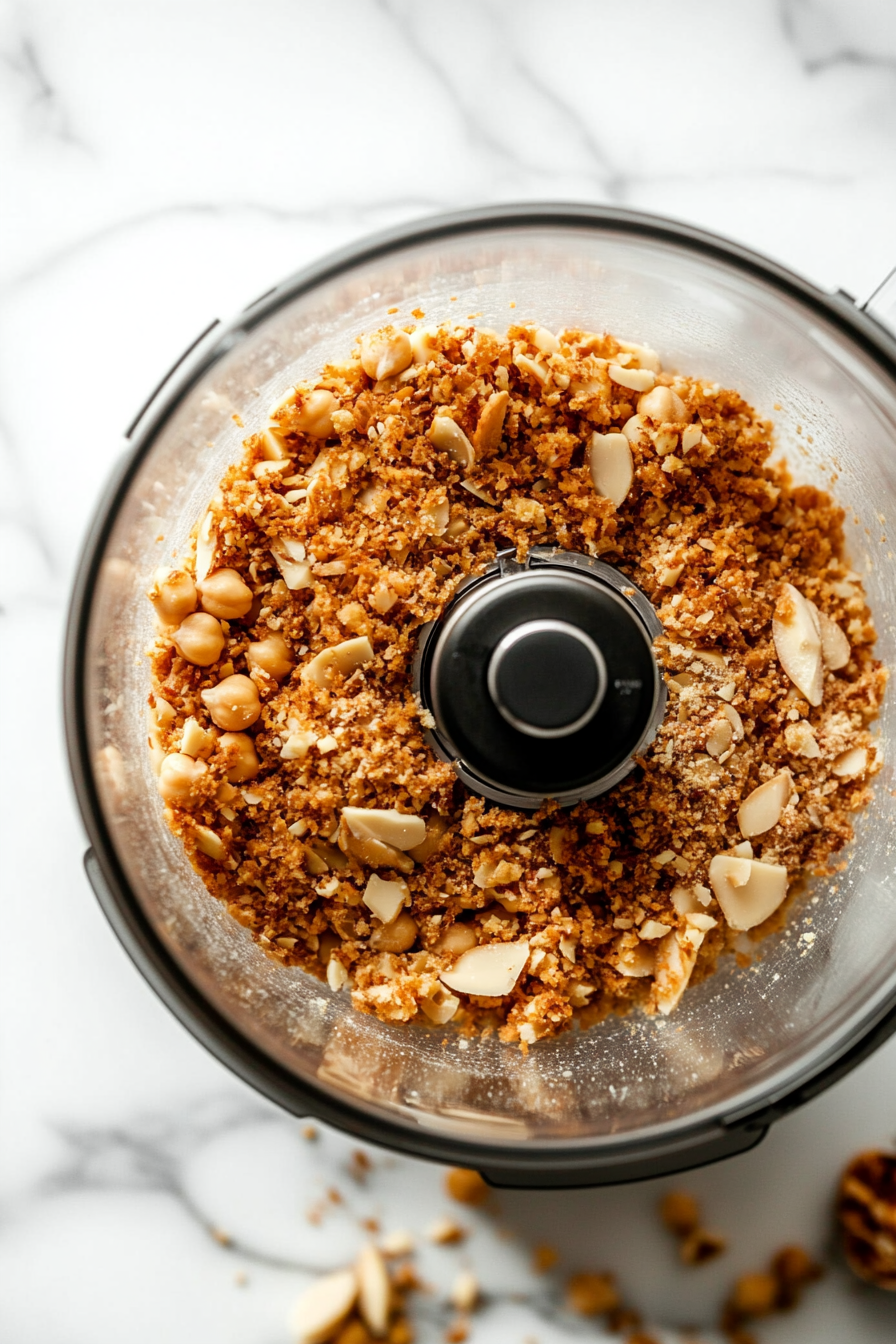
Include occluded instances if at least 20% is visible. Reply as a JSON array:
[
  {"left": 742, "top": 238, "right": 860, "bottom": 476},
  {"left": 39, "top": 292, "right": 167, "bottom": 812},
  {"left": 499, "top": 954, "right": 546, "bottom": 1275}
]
[{"left": 859, "top": 264, "right": 896, "bottom": 338}]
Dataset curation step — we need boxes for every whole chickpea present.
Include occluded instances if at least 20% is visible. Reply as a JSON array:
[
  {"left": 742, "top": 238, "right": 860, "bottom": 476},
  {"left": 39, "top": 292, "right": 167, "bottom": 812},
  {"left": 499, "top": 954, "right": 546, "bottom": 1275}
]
[
  {"left": 158, "top": 752, "right": 207, "bottom": 805},
  {"left": 293, "top": 388, "right": 338, "bottom": 438},
  {"left": 247, "top": 633, "right": 294, "bottom": 681},
  {"left": 434, "top": 923, "right": 479, "bottom": 956},
  {"left": 150, "top": 569, "right": 197, "bottom": 625},
  {"left": 360, "top": 327, "right": 413, "bottom": 382},
  {"left": 201, "top": 674, "right": 262, "bottom": 730},
  {"left": 370, "top": 911, "right": 418, "bottom": 953},
  {"left": 198, "top": 567, "right": 254, "bottom": 620},
  {"left": 219, "top": 731, "right": 260, "bottom": 783},
  {"left": 172, "top": 612, "right": 226, "bottom": 666}
]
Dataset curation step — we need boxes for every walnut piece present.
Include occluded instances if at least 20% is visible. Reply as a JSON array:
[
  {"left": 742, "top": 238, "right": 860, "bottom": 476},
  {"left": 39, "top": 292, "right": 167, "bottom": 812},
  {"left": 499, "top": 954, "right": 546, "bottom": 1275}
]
[{"left": 838, "top": 1149, "right": 896, "bottom": 1289}]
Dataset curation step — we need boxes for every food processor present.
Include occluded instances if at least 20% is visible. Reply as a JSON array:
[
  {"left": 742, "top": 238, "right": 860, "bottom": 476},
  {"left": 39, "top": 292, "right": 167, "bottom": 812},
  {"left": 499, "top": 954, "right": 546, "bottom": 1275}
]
[{"left": 65, "top": 205, "right": 896, "bottom": 1187}]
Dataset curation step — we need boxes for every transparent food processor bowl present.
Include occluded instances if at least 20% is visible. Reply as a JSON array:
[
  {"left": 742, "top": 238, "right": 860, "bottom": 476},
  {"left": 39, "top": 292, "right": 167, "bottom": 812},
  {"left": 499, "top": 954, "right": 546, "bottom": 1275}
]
[{"left": 66, "top": 207, "right": 896, "bottom": 1185}]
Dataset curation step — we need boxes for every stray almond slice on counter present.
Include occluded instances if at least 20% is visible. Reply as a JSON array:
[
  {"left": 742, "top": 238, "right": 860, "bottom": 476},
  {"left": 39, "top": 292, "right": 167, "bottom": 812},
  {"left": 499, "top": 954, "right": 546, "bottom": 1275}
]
[
  {"left": 440, "top": 940, "right": 530, "bottom": 997},
  {"left": 709, "top": 855, "right": 788, "bottom": 931},
  {"left": 342, "top": 807, "right": 426, "bottom": 851},
  {"left": 357, "top": 1243, "right": 391, "bottom": 1337},
  {"left": 290, "top": 1267, "right": 358, "bottom": 1344},
  {"left": 832, "top": 746, "right": 868, "bottom": 778},
  {"left": 773, "top": 582, "right": 824, "bottom": 706},
  {"left": 362, "top": 874, "right": 409, "bottom": 925},
  {"left": 473, "top": 389, "right": 510, "bottom": 454},
  {"left": 589, "top": 431, "right": 633, "bottom": 508},
  {"left": 430, "top": 415, "right": 475, "bottom": 467},
  {"left": 811, "top": 602, "right": 851, "bottom": 669},
  {"left": 609, "top": 363, "right": 655, "bottom": 393},
  {"left": 303, "top": 637, "right": 374, "bottom": 689},
  {"left": 738, "top": 770, "right": 794, "bottom": 838}
]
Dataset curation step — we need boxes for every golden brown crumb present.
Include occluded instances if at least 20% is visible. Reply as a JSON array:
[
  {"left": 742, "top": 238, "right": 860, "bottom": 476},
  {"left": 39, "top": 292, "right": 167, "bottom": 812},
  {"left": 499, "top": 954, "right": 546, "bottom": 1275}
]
[
  {"left": 444, "top": 1167, "right": 489, "bottom": 1206},
  {"left": 426, "top": 1216, "right": 466, "bottom": 1245},
  {"left": 148, "top": 319, "right": 885, "bottom": 1041},
  {"left": 659, "top": 1189, "right": 701, "bottom": 1237},
  {"left": 532, "top": 1243, "right": 559, "bottom": 1273},
  {"left": 566, "top": 1271, "right": 620, "bottom": 1316},
  {"left": 443, "top": 1322, "right": 468, "bottom": 1344},
  {"left": 679, "top": 1227, "right": 727, "bottom": 1265},
  {"left": 837, "top": 1150, "right": 896, "bottom": 1289},
  {"left": 302, "top": 1123, "right": 319, "bottom": 1141},
  {"left": 721, "top": 1243, "right": 823, "bottom": 1335}
]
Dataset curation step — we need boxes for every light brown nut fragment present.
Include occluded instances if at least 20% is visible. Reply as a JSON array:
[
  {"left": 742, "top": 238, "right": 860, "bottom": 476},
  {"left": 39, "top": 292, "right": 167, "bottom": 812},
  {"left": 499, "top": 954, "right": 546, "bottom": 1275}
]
[
  {"left": 327, "top": 958, "right": 350, "bottom": 991},
  {"left": 784, "top": 720, "right": 821, "bottom": 758},
  {"left": 638, "top": 385, "right": 686, "bottom": 422},
  {"left": 180, "top": 717, "right": 216, "bottom": 759},
  {"left": 652, "top": 928, "right": 704, "bottom": 1014},
  {"left": 706, "top": 718, "right": 733, "bottom": 758},
  {"left": 201, "top": 674, "right": 262, "bottom": 731},
  {"left": 303, "top": 637, "right": 375, "bottom": 690},
  {"left": 420, "top": 496, "right": 450, "bottom": 536},
  {"left": 430, "top": 415, "right": 475, "bottom": 468},
  {"left": 260, "top": 427, "right": 290, "bottom": 461},
  {"left": 426, "top": 1216, "right": 466, "bottom": 1245},
  {"left": 420, "top": 987, "right": 460, "bottom": 1024},
  {"left": 247, "top": 633, "right": 294, "bottom": 681},
  {"left": 219, "top": 732, "right": 260, "bottom": 783},
  {"left": 773, "top": 582, "right": 824, "bottom": 706},
  {"left": 533, "top": 326, "right": 561, "bottom": 354},
  {"left": 380, "top": 1229, "right": 414, "bottom": 1258},
  {"left": 370, "top": 581, "right": 399, "bottom": 614},
  {"left": 608, "top": 363, "right": 655, "bottom": 393},
  {"left": 611, "top": 936, "right": 655, "bottom": 978},
  {"left": 360, "top": 328, "right": 413, "bottom": 382},
  {"left": 680, "top": 1228, "right": 728, "bottom": 1265},
  {"left": 514, "top": 351, "right": 549, "bottom": 384},
  {"left": 638, "top": 919, "right": 673, "bottom": 940},
  {"left": 440, "top": 940, "right": 530, "bottom": 997},
  {"left": 172, "top": 612, "right": 225, "bottom": 667},
  {"left": 150, "top": 569, "right": 197, "bottom": 625},
  {"left": 271, "top": 538, "right": 313, "bottom": 591},
  {"left": 451, "top": 1270, "right": 480, "bottom": 1313},
  {"left": 473, "top": 390, "right": 510, "bottom": 454},
  {"left": 362, "top": 874, "right": 409, "bottom": 925},
  {"left": 728, "top": 1271, "right": 778, "bottom": 1317},
  {"left": 621, "top": 414, "right": 647, "bottom": 446},
  {"left": 617, "top": 338, "right": 661, "bottom": 372},
  {"left": 357, "top": 1243, "right": 391, "bottom": 1337},
  {"left": 292, "top": 388, "right": 338, "bottom": 438},
  {"left": 566, "top": 1272, "right": 619, "bottom": 1316},
  {"left": 198, "top": 567, "right": 253, "bottom": 620},
  {"left": 194, "top": 825, "right": 226, "bottom": 862},
  {"left": 738, "top": 770, "right": 794, "bottom": 838},
  {"left": 588, "top": 431, "right": 633, "bottom": 508},
  {"left": 832, "top": 746, "right": 868, "bottom": 778},
  {"left": 445, "top": 1168, "right": 489, "bottom": 1206},
  {"left": 812, "top": 603, "right": 851, "bottom": 669},
  {"left": 681, "top": 423, "right": 703, "bottom": 453},
  {"left": 158, "top": 753, "right": 207, "bottom": 805},
  {"left": 342, "top": 807, "right": 426, "bottom": 851},
  {"left": 708, "top": 855, "right": 788, "bottom": 930},
  {"left": 289, "top": 1268, "right": 358, "bottom": 1344},
  {"left": 434, "top": 923, "right": 479, "bottom": 956},
  {"left": 195, "top": 509, "right": 217, "bottom": 583},
  {"left": 370, "top": 912, "right": 418, "bottom": 953},
  {"left": 281, "top": 729, "right": 317, "bottom": 761},
  {"left": 410, "top": 326, "right": 440, "bottom": 364},
  {"left": 338, "top": 820, "right": 415, "bottom": 874}
]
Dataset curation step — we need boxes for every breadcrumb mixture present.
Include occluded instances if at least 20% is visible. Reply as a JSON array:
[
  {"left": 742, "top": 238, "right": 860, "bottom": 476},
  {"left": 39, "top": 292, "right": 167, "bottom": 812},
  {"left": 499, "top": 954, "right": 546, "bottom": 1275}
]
[{"left": 146, "top": 317, "right": 885, "bottom": 1043}]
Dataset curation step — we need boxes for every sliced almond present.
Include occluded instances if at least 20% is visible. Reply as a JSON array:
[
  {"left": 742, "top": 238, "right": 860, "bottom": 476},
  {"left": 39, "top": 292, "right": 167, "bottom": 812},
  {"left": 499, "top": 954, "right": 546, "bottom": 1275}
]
[
  {"left": 773, "top": 583, "right": 823, "bottom": 706},
  {"left": 617, "top": 339, "right": 661, "bottom": 373},
  {"left": 430, "top": 415, "right": 474, "bottom": 467},
  {"left": 195, "top": 509, "right": 217, "bottom": 583},
  {"left": 831, "top": 746, "right": 868, "bottom": 778},
  {"left": 621, "top": 414, "right": 647, "bottom": 445},
  {"left": 357, "top": 1243, "right": 391, "bottom": 1337},
  {"left": 708, "top": 855, "right": 788, "bottom": 931},
  {"left": 811, "top": 603, "right": 851, "bottom": 669},
  {"left": 785, "top": 721, "right": 821, "bottom": 758},
  {"left": 261, "top": 427, "right": 290, "bottom": 461},
  {"left": 639, "top": 919, "right": 673, "bottom": 940},
  {"left": 514, "top": 351, "right": 548, "bottom": 384},
  {"left": 420, "top": 986, "right": 461, "bottom": 1024},
  {"left": 685, "top": 911, "right": 718, "bottom": 932},
  {"left": 342, "top": 806, "right": 426, "bottom": 851},
  {"left": 637, "top": 384, "right": 685, "bottom": 422},
  {"left": 681, "top": 423, "right": 703, "bottom": 453},
  {"left": 193, "top": 825, "right": 226, "bottom": 862},
  {"left": 738, "top": 771, "right": 794, "bottom": 838},
  {"left": 589, "top": 431, "right": 633, "bottom": 508},
  {"left": 473, "top": 389, "right": 510, "bottom": 454},
  {"left": 533, "top": 326, "right": 561, "bottom": 354},
  {"left": 290, "top": 1267, "right": 358, "bottom": 1344},
  {"left": 609, "top": 363, "right": 655, "bottom": 393},
  {"left": 420, "top": 497, "right": 450, "bottom": 536},
  {"left": 706, "top": 718, "right": 733, "bottom": 758},
  {"left": 271, "top": 540, "right": 313, "bottom": 591},
  {"left": 611, "top": 936, "right": 656, "bottom": 977},
  {"left": 670, "top": 883, "right": 712, "bottom": 915},
  {"left": 720, "top": 702, "right": 744, "bottom": 740},
  {"left": 460, "top": 479, "right": 497, "bottom": 506},
  {"left": 440, "top": 940, "right": 530, "bottom": 997},
  {"left": 180, "top": 717, "right": 216, "bottom": 759},
  {"left": 303, "top": 637, "right": 374, "bottom": 689},
  {"left": 558, "top": 935, "right": 578, "bottom": 962},
  {"left": 327, "top": 958, "right": 349, "bottom": 992},
  {"left": 281, "top": 729, "right": 317, "bottom": 761},
  {"left": 362, "top": 874, "right": 409, "bottom": 925},
  {"left": 653, "top": 928, "right": 702, "bottom": 1015}
]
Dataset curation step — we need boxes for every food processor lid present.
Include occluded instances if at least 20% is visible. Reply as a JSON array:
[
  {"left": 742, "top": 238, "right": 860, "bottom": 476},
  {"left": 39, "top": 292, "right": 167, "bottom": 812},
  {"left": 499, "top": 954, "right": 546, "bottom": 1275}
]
[{"left": 413, "top": 547, "right": 666, "bottom": 808}]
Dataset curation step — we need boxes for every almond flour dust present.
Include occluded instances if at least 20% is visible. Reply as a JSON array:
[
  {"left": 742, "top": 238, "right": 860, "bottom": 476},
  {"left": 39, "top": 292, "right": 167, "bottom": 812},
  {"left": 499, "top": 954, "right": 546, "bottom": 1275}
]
[{"left": 145, "top": 318, "right": 885, "bottom": 1044}]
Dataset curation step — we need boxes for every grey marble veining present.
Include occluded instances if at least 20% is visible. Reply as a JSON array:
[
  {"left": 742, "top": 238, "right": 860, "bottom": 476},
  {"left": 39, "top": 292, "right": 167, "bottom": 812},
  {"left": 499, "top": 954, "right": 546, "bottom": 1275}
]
[{"left": 2, "top": 2, "right": 896, "bottom": 1341}]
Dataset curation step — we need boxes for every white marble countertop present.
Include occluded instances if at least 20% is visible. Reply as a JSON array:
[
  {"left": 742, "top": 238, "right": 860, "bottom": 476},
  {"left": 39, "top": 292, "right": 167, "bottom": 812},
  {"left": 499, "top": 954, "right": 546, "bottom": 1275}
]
[{"left": 2, "top": 2, "right": 896, "bottom": 1340}]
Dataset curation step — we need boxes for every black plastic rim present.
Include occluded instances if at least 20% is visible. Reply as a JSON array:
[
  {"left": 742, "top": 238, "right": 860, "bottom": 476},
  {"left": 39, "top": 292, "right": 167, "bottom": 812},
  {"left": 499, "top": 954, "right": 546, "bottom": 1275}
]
[{"left": 63, "top": 203, "right": 896, "bottom": 1185}]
